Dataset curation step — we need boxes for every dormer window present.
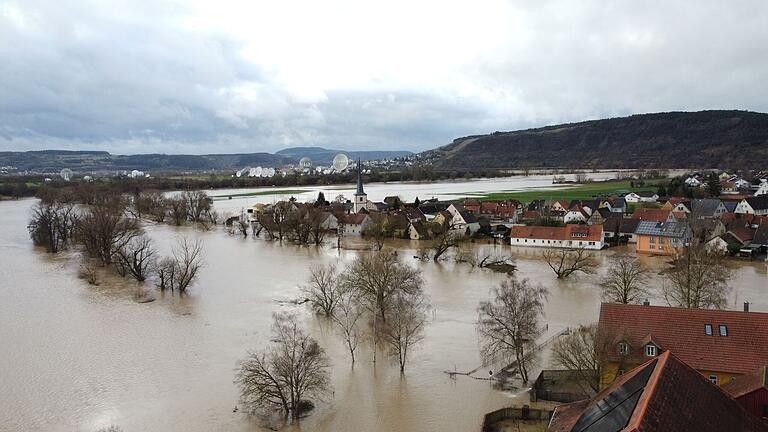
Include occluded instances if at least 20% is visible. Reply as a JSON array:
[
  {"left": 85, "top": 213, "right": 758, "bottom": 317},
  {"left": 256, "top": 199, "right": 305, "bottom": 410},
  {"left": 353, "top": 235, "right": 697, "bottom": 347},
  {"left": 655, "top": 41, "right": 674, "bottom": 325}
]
[
  {"left": 618, "top": 342, "right": 629, "bottom": 355},
  {"left": 705, "top": 324, "right": 713, "bottom": 336},
  {"left": 645, "top": 345, "right": 657, "bottom": 357},
  {"left": 719, "top": 325, "right": 728, "bottom": 336}
]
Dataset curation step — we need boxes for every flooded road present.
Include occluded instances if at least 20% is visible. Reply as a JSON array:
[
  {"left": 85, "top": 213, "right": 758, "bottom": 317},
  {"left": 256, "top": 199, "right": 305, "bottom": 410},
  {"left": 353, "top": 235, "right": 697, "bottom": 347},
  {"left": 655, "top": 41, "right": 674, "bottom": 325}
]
[{"left": 1, "top": 177, "right": 765, "bottom": 432}]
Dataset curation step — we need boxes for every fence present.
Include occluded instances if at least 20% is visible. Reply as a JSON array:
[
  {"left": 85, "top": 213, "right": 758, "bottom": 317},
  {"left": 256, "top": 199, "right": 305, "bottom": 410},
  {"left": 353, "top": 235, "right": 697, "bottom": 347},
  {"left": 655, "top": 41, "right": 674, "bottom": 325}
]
[{"left": 481, "top": 406, "right": 553, "bottom": 432}]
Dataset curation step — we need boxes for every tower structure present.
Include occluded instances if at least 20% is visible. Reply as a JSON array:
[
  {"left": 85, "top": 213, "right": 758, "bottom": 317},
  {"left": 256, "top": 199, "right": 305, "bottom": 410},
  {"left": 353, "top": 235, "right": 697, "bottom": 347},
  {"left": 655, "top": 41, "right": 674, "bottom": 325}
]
[{"left": 353, "top": 159, "right": 367, "bottom": 213}]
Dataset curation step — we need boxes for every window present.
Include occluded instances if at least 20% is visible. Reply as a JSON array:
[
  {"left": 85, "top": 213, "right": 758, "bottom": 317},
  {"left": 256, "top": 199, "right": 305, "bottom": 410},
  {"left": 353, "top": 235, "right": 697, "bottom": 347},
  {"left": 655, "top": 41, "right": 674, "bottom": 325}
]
[
  {"left": 719, "top": 325, "right": 728, "bottom": 336},
  {"left": 650, "top": 236, "right": 656, "bottom": 244},
  {"left": 618, "top": 342, "right": 629, "bottom": 355},
  {"left": 705, "top": 324, "right": 713, "bottom": 336},
  {"left": 617, "top": 369, "right": 625, "bottom": 376},
  {"left": 708, "top": 375, "right": 719, "bottom": 385},
  {"left": 763, "top": 405, "right": 768, "bottom": 418},
  {"left": 645, "top": 345, "right": 657, "bottom": 357}
]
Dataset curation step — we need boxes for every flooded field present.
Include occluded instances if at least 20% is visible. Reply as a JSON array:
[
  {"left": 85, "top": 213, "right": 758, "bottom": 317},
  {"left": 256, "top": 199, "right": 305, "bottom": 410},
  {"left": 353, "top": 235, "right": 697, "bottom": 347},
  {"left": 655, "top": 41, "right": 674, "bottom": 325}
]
[{"left": 1, "top": 175, "right": 765, "bottom": 432}]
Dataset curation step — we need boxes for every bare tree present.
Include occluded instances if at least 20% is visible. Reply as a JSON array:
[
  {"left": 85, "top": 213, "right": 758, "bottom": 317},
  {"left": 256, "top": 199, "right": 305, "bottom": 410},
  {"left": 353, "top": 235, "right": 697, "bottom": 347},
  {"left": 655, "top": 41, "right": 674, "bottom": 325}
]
[
  {"left": 542, "top": 248, "right": 596, "bottom": 279},
  {"left": 341, "top": 252, "right": 423, "bottom": 322},
  {"left": 663, "top": 243, "right": 731, "bottom": 309},
  {"left": 551, "top": 324, "right": 614, "bottom": 393},
  {"left": 172, "top": 237, "right": 203, "bottom": 293},
  {"left": 167, "top": 196, "right": 188, "bottom": 226},
  {"left": 301, "top": 264, "right": 343, "bottom": 317},
  {"left": 428, "top": 221, "right": 465, "bottom": 261},
  {"left": 78, "top": 258, "right": 100, "bottom": 285},
  {"left": 184, "top": 190, "right": 213, "bottom": 224},
  {"left": 381, "top": 291, "right": 429, "bottom": 373},
  {"left": 331, "top": 290, "right": 364, "bottom": 365},
  {"left": 76, "top": 198, "right": 140, "bottom": 265},
  {"left": 154, "top": 237, "right": 203, "bottom": 293},
  {"left": 115, "top": 235, "right": 156, "bottom": 281},
  {"left": 477, "top": 277, "right": 548, "bottom": 383},
  {"left": 235, "top": 313, "right": 331, "bottom": 419},
  {"left": 363, "top": 214, "right": 395, "bottom": 251},
  {"left": 307, "top": 208, "right": 329, "bottom": 246},
  {"left": 28, "top": 201, "right": 78, "bottom": 253},
  {"left": 135, "top": 191, "right": 167, "bottom": 222},
  {"left": 600, "top": 256, "right": 649, "bottom": 304},
  {"left": 455, "top": 249, "right": 517, "bottom": 274}
]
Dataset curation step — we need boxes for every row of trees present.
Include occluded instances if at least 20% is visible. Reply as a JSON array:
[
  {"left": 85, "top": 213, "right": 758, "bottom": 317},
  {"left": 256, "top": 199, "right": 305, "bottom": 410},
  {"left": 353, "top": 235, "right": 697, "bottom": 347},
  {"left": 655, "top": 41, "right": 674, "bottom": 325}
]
[
  {"left": 28, "top": 193, "right": 204, "bottom": 293},
  {"left": 235, "top": 252, "right": 429, "bottom": 419},
  {"left": 253, "top": 202, "right": 330, "bottom": 245}
]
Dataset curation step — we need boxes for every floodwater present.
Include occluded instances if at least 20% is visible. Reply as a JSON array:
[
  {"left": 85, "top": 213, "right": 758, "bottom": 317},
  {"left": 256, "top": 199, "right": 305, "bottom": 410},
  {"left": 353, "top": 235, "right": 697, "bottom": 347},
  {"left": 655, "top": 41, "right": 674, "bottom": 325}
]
[{"left": 1, "top": 176, "right": 765, "bottom": 432}]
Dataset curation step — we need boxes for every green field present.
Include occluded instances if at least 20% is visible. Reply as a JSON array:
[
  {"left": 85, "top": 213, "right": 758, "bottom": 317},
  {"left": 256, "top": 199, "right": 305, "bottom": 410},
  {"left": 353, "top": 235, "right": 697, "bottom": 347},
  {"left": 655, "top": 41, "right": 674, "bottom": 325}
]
[
  {"left": 461, "top": 180, "right": 660, "bottom": 203},
  {"left": 212, "top": 189, "right": 307, "bottom": 199}
]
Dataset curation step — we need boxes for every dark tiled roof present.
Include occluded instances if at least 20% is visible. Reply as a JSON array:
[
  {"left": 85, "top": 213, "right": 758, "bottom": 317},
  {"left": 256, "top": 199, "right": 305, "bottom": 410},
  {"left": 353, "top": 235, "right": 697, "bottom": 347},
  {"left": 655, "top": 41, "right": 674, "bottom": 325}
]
[
  {"left": 630, "top": 208, "right": 671, "bottom": 222},
  {"left": 550, "top": 352, "right": 768, "bottom": 432},
  {"left": 599, "top": 303, "right": 768, "bottom": 375},
  {"left": 746, "top": 196, "right": 768, "bottom": 211},
  {"left": 691, "top": 199, "right": 724, "bottom": 216}
]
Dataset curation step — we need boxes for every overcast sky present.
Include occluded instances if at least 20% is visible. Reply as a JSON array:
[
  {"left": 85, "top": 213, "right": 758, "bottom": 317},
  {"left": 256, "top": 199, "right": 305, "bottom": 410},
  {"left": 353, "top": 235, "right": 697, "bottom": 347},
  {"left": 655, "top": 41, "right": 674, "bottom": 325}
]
[{"left": 2, "top": 1, "right": 767, "bottom": 155}]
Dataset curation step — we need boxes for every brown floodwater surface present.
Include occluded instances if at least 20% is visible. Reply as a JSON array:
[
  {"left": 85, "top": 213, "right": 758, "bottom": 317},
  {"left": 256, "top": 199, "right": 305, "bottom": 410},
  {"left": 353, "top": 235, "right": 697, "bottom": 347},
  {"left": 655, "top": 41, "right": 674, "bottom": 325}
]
[{"left": 1, "top": 186, "right": 765, "bottom": 431}]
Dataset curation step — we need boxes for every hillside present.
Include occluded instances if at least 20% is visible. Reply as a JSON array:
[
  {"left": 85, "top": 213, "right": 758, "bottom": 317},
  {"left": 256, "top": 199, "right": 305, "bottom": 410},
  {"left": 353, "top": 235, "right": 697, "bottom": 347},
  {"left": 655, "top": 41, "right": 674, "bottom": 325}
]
[
  {"left": 0, "top": 150, "right": 292, "bottom": 173},
  {"left": 276, "top": 147, "right": 412, "bottom": 164},
  {"left": 422, "top": 110, "right": 768, "bottom": 169}
]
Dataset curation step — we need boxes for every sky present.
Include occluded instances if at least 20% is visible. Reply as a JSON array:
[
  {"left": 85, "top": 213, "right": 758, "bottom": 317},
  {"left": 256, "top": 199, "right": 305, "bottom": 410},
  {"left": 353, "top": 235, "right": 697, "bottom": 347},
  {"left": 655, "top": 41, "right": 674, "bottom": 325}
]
[{"left": 1, "top": 0, "right": 768, "bottom": 155}]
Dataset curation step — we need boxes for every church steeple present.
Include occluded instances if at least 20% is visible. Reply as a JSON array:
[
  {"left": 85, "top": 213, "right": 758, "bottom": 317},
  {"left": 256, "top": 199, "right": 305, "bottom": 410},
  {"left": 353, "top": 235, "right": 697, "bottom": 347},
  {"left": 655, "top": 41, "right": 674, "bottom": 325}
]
[
  {"left": 353, "top": 159, "right": 367, "bottom": 212},
  {"left": 355, "top": 159, "right": 365, "bottom": 196}
]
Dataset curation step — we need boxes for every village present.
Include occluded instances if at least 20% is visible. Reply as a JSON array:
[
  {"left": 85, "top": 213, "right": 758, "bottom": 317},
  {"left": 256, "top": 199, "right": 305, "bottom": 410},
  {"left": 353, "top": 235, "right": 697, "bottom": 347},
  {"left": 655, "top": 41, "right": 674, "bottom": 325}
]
[{"left": 237, "top": 168, "right": 768, "bottom": 431}]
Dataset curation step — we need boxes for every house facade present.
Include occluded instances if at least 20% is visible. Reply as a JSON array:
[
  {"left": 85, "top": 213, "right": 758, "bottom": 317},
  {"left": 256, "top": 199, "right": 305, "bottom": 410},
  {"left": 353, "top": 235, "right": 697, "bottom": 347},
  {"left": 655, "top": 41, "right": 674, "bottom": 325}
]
[
  {"left": 624, "top": 191, "right": 659, "bottom": 203},
  {"left": 597, "top": 303, "right": 768, "bottom": 390},
  {"left": 509, "top": 224, "right": 604, "bottom": 249},
  {"left": 634, "top": 220, "right": 691, "bottom": 255},
  {"left": 736, "top": 197, "right": 768, "bottom": 216}
]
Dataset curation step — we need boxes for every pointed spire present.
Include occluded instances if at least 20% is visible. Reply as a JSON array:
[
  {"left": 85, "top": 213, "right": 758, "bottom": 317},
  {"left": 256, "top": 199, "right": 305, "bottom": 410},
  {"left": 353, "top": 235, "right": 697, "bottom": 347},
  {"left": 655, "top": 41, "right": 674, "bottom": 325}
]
[{"left": 356, "top": 158, "right": 365, "bottom": 195}]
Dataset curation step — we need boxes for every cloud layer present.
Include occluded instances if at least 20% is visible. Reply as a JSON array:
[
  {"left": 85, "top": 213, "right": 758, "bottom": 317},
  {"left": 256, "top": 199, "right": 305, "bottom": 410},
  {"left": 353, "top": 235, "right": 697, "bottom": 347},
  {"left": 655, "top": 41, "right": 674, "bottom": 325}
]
[{"left": 2, "top": 0, "right": 768, "bottom": 154}]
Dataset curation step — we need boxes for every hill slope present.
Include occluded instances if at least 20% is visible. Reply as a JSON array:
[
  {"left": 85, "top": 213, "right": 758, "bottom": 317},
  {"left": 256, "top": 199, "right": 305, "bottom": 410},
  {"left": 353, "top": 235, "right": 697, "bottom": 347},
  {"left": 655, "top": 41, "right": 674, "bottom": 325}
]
[{"left": 423, "top": 110, "right": 768, "bottom": 169}]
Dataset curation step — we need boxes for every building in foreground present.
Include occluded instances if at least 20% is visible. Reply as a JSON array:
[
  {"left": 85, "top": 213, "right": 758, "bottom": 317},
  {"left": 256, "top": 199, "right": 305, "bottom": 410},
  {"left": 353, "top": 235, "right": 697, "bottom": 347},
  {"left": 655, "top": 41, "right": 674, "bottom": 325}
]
[
  {"left": 598, "top": 303, "right": 768, "bottom": 389},
  {"left": 549, "top": 351, "right": 768, "bottom": 432}
]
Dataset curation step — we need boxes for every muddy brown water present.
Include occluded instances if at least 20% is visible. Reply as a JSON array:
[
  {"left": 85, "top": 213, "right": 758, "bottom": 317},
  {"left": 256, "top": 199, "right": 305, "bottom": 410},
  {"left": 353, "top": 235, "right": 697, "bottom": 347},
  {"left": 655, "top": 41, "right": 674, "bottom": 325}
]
[{"left": 1, "top": 181, "right": 765, "bottom": 432}]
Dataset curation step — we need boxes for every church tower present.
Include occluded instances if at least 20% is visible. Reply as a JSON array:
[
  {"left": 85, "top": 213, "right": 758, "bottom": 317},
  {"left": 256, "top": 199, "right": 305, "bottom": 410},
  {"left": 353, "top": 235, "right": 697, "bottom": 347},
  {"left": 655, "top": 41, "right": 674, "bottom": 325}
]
[{"left": 353, "top": 159, "right": 367, "bottom": 213}]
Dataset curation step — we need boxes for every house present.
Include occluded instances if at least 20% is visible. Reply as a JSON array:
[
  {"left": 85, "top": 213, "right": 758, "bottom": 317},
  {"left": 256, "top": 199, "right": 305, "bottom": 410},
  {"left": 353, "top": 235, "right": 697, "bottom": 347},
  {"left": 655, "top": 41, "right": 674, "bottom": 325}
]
[
  {"left": 563, "top": 205, "right": 589, "bottom": 224},
  {"left": 586, "top": 207, "right": 613, "bottom": 226},
  {"left": 685, "top": 176, "right": 703, "bottom": 187},
  {"left": 597, "top": 302, "right": 768, "bottom": 390},
  {"left": 398, "top": 207, "right": 426, "bottom": 223},
  {"left": 551, "top": 200, "right": 570, "bottom": 213},
  {"left": 661, "top": 197, "right": 688, "bottom": 210},
  {"left": 674, "top": 198, "right": 728, "bottom": 219},
  {"left": 634, "top": 220, "right": 691, "bottom": 255},
  {"left": 408, "top": 221, "right": 430, "bottom": 240},
  {"left": 608, "top": 197, "right": 627, "bottom": 214},
  {"left": 509, "top": 224, "right": 604, "bottom": 250},
  {"left": 630, "top": 208, "right": 670, "bottom": 222},
  {"left": 756, "top": 180, "right": 768, "bottom": 196},
  {"left": 752, "top": 223, "right": 768, "bottom": 253},
  {"left": 461, "top": 198, "right": 480, "bottom": 213},
  {"left": 338, "top": 213, "right": 371, "bottom": 236},
  {"left": 318, "top": 212, "right": 338, "bottom": 231},
  {"left": 446, "top": 204, "right": 480, "bottom": 235},
  {"left": 736, "top": 196, "right": 768, "bottom": 216},
  {"left": 603, "top": 217, "right": 641, "bottom": 243},
  {"left": 624, "top": 191, "right": 659, "bottom": 203},
  {"left": 723, "top": 365, "right": 768, "bottom": 419},
  {"left": 549, "top": 351, "right": 768, "bottom": 432}
]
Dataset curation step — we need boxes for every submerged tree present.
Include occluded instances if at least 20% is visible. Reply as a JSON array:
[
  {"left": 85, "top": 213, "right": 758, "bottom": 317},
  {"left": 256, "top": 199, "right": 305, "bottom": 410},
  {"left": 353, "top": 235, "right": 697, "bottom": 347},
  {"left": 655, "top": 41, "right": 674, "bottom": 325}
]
[
  {"left": 331, "top": 290, "right": 365, "bottom": 365},
  {"left": 600, "top": 256, "right": 649, "bottom": 304},
  {"left": 663, "top": 243, "right": 731, "bottom": 309},
  {"left": 76, "top": 197, "right": 140, "bottom": 265},
  {"left": 114, "top": 234, "right": 156, "bottom": 281},
  {"left": 154, "top": 237, "right": 204, "bottom": 293},
  {"left": 341, "top": 252, "right": 423, "bottom": 322},
  {"left": 235, "top": 313, "right": 331, "bottom": 419},
  {"left": 551, "top": 323, "right": 614, "bottom": 393},
  {"left": 542, "top": 248, "right": 596, "bottom": 279},
  {"left": 28, "top": 201, "right": 78, "bottom": 253},
  {"left": 381, "top": 291, "right": 429, "bottom": 373},
  {"left": 476, "top": 277, "right": 548, "bottom": 383},
  {"left": 301, "top": 264, "right": 344, "bottom": 317}
]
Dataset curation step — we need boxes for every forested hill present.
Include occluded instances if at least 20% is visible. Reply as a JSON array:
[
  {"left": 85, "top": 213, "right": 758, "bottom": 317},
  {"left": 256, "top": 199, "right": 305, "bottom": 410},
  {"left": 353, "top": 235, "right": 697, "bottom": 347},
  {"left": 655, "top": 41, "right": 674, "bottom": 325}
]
[{"left": 422, "top": 110, "right": 768, "bottom": 169}]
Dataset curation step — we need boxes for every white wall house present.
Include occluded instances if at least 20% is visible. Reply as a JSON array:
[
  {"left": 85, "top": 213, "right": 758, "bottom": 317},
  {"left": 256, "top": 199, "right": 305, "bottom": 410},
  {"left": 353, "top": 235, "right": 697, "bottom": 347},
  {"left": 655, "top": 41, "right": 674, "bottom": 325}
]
[
  {"left": 735, "top": 197, "right": 768, "bottom": 216},
  {"left": 508, "top": 225, "right": 605, "bottom": 250},
  {"left": 755, "top": 180, "right": 768, "bottom": 196},
  {"left": 624, "top": 192, "right": 659, "bottom": 203}
]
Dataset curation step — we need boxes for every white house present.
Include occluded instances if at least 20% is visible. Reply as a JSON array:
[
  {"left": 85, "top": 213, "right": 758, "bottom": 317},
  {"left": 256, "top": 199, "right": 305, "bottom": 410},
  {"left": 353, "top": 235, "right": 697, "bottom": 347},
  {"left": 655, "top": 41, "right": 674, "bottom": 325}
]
[
  {"left": 685, "top": 177, "right": 702, "bottom": 187},
  {"left": 564, "top": 207, "right": 589, "bottom": 224},
  {"left": 735, "top": 197, "right": 768, "bottom": 216},
  {"left": 508, "top": 224, "right": 605, "bottom": 250},
  {"left": 338, "top": 213, "right": 371, "bottom": 236},
  {"left": 755, "top": 180, "right": 768, "bottom": 196},
  {"left": 624, "top": 191, "right": 659, "bottom": 203},
  {"left": 446, "top": 204, "right": 481, "bottom": 235}
]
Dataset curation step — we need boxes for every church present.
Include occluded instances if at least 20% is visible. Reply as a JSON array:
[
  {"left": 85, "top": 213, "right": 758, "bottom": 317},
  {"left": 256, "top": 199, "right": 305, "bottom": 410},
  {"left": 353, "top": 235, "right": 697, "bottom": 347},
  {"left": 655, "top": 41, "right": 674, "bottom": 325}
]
[{"left": 353, "top": 160, "right": 377, "bottom": 213}]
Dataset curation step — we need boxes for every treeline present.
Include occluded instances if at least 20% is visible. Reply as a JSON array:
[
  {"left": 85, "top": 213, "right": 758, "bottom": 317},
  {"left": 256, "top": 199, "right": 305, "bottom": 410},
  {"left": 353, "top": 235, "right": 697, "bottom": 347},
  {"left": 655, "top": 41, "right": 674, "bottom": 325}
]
[{"left": 28, "top": 187, "right": 206, "bottom": 293}]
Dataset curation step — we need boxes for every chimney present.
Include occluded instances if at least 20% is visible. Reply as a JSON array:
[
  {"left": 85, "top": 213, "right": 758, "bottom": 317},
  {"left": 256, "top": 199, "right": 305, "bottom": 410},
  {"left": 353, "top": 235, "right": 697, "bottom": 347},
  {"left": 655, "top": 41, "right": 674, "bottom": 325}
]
[
  {"left": 744, "top": 301, "right": 750, "bottom": 312},
  {"left": 643, "top": 299, "right": 650, "bottom": 306}
]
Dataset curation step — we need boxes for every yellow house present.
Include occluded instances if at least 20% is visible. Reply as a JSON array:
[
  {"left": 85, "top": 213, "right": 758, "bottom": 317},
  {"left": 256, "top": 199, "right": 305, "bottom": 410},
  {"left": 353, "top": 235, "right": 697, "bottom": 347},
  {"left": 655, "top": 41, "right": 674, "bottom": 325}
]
[{"left": 598, "top": 303, "right": 768, "bottom": 390}]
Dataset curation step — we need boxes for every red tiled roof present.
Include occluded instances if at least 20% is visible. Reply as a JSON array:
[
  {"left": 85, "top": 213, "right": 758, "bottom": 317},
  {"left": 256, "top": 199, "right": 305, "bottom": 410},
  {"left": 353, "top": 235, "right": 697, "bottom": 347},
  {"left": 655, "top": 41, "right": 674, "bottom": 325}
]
[
  {"left": 550, "top": 352, "right": 768, "bottom": 432},
  {"left": 340, "top": 213, "right": 368, "bottom": 224},
  {"left": 509, "top": 224, "right": 603, "bottom": 242},
  {"left": 631, "top": 208, "right": 671, "bottom": 222},
  {"left": 599, "top": 303, "right": 768, "bottom": 375},
  {"left": 723, "top": 366, "right": 768, "bottom": 399}
]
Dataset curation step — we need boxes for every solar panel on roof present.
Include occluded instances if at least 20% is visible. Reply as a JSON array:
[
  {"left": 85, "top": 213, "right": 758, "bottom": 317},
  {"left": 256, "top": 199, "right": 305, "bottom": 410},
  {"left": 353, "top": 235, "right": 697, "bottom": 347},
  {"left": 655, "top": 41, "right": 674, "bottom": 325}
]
[{"left": 572, "top": 359, "right": 657, "bottom": 432}]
